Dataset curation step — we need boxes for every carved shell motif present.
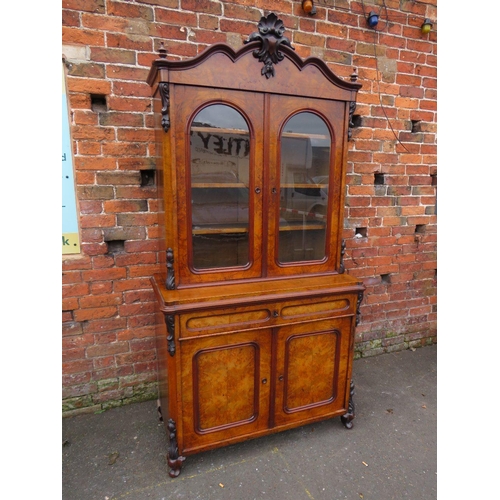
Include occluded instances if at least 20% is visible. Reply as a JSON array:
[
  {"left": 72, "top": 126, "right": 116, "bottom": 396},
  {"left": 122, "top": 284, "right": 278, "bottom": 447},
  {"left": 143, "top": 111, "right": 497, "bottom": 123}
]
[{"left": 245, "top": 13, "right": 294, "bottom": 79}]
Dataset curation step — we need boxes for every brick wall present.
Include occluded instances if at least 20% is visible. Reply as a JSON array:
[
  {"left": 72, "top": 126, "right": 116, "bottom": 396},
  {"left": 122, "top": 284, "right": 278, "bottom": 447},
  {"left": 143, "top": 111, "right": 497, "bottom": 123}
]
[{"left": 62, "top": 0, "right": 437, "bottom": 415}]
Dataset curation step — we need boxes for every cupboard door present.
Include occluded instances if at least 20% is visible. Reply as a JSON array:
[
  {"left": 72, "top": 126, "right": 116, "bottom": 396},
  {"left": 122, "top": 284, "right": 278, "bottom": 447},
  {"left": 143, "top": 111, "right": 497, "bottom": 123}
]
[
  {"left": 172, "top": 86, "right": 265, "bottom": 285},
  {"left": 180, "top": 330, "right": 272, "bottom": 453},
  {"left": 274, "top": 317, "right": 352, "bottom": 427},
  {"left": 266, "top": 95, "right": 348, "bottom": 276}
]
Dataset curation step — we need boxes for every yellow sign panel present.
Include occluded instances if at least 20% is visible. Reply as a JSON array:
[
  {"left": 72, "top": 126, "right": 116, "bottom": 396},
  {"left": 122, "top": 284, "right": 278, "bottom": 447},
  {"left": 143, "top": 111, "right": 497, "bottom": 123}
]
[{"left": 63, "top": 233, "right": 81, "bottom": 253}]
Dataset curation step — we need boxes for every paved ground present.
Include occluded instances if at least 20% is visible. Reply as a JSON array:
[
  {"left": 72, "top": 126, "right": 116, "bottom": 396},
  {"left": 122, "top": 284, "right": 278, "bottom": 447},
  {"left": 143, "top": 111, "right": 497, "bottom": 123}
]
[{"left": 62, "top": 345, "right": 436, "bottom": 500}]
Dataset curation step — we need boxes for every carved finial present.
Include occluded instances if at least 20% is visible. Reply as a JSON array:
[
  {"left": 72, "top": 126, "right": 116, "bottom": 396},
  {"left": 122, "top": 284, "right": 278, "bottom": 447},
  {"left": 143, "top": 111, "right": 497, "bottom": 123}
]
[
  {"left": 158, "top": 42, "right": 167, "bottom": 59},
  {"left": 350, "top": 67, "right": 358, "bottom": 83},
  {"left": 245, "top": 13, "right": 294, "bottom": 79}
]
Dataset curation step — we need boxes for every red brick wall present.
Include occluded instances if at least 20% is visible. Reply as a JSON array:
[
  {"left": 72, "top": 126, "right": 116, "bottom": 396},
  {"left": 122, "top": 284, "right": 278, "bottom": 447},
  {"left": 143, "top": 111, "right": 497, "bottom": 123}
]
[{"left": 62, "top": 0, "right": 437, "bottom": 415}]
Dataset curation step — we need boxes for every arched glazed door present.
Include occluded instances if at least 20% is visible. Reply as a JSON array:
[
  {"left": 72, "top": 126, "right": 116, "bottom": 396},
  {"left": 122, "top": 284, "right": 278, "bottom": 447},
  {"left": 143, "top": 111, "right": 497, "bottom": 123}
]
[
  {"left": 266, "top": 95, "right": 348, "bottom": 277},
  {"left": 172, "top": 85, "right": 264, "bottom": 285}
]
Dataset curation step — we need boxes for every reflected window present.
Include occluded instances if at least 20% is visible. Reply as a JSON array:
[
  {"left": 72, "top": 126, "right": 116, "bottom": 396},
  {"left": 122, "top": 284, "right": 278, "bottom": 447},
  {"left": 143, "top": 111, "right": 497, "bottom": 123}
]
[
  {"left": 190, "top": 104, "right": 251, "bottom": 269},
  {"left": 278, "top": 112, "right": 331, "bottom": 263}
]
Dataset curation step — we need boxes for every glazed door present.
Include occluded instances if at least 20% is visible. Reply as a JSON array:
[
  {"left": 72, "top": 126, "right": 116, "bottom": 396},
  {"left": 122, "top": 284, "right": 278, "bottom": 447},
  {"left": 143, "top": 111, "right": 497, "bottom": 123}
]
[
  {"left": 266, "top": 95, "right": 348, "bottom": 276},
  {"left": 273, "top": 317, "right": 352, "bottom": 427},
  {"left": 172, "top": 86, "right": 265, "bottom": 285},
  {"left": 179, "top": 329, "right": 272, "bottom": 453}
]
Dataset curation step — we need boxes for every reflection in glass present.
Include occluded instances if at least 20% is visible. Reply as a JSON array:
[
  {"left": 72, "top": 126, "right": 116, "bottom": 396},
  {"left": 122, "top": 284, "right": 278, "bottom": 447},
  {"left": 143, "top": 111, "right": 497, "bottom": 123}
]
[
  {"left": 190, "top": 104, "right": 250, "bottom": 269},
  {"left": 278, "top": 112, "right": 331, "bottom": 263}
]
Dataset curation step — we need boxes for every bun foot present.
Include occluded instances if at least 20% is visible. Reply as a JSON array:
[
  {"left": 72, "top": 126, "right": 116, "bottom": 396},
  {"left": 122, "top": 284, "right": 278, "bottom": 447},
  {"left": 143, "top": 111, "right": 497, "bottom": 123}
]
[{"left": 168, "top": 454, "right": 185, "bottom": 478}]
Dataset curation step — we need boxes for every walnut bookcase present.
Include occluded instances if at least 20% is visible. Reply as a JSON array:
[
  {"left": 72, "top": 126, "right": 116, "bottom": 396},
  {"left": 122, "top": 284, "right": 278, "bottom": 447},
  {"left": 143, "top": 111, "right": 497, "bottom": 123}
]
[{"left": 147, "top": 13, "right": 365, "bottom": 478}]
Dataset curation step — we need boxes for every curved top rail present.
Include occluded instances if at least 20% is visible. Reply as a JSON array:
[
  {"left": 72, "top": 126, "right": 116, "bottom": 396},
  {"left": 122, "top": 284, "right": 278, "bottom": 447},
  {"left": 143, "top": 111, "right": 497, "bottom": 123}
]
[{"left": 148, "top": 40, "right": 361, "bottom": 93}]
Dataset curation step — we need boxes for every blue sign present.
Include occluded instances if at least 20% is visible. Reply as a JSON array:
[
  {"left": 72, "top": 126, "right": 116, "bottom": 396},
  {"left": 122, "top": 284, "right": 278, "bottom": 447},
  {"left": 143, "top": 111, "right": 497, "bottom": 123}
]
[{"left": 62, "top": 66, "right": 80, "bottom": 254}]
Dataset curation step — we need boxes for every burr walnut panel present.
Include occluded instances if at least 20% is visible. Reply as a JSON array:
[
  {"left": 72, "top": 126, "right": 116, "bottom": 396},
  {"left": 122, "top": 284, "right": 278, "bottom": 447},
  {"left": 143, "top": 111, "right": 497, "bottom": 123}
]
[
  {"left": 180, "top": 330, "right": 272, "bottom": 453},
  {"left": 194, "top": 343, "right": 259, "bottom": 431},
  {"left": 274, "top": 317, "right": 352, "bottom": 427},
  {"left": 283, "top": 330, "right": 339, "bottom": 411}
]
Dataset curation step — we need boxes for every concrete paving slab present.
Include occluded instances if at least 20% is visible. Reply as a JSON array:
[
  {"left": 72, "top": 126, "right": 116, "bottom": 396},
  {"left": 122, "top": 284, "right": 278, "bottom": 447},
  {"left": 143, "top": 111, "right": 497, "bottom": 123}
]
[{"left": 62, "top": 345, "right": 436, "bottom": 500}]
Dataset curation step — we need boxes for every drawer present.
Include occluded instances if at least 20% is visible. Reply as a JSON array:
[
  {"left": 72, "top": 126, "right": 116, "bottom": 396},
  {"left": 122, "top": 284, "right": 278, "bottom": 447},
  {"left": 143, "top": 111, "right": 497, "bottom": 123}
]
[
  {"left": 278, "top": 296, "right": 353, "bottom": 321},
  {"left": 179, "top": 292, "right": 356, "bottom": 338},
  {"left": 181, "top": 305, "right": 272, "bottom": 337}
]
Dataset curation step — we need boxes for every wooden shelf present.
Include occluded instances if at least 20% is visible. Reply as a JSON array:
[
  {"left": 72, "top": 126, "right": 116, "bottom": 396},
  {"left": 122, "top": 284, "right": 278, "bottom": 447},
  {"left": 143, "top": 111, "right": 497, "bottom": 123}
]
[
  {"left": 192, "top": 183, "right": 248, "bottom": 189},
  {"left": 192, "top": 182, "right": 327, "bottom": 190},
  {"left": 281, "top": 183, "right": 327, "bottom": 189},
  {"left": 193, "top": 225, "right": 249, "bottom": 235},
  {"left": 190, "top": 126, "right": 327, "bottom": 141},
  {"left": 191, "top": 126, "right": 248, "bottom": 135},
  {"left": 279, "top": 222, "right": 326, "bottom": 231},
  {"left": 281, "top": 131, "right": 329, "bottom": 140}
]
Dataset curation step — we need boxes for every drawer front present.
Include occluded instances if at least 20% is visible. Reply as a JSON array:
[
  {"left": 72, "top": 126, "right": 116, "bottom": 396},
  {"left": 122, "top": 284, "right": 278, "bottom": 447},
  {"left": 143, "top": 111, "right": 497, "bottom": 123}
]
[
  {"left": 180, "top": 292, "right": 357, "bottom": 338},
  {"left": 182, "top": 305, "right": 273, "bottom": 337},
  {"left": 278, "top": 295, "right": 353, "bottom": 321}
]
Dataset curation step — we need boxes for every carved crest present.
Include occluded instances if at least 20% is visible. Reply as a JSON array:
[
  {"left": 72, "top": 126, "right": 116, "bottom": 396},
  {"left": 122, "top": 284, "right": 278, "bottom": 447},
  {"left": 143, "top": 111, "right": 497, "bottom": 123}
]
[{"left": 245, "top": 13, "right": 294, "bottom": 79}]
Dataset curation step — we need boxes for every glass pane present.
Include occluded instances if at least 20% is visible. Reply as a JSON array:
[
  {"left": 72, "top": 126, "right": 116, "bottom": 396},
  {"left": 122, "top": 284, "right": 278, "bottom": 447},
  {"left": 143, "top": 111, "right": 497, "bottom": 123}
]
[
  {"left": 278, "top": 112, "right": 331, "bottom": 263},
  {"left": 190, "top": 104, "right": 250, "bottom": 269}
]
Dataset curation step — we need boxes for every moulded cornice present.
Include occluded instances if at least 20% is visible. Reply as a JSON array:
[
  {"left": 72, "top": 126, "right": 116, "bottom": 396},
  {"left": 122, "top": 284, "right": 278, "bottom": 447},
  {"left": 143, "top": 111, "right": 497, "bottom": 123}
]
[{"left": 147, "top": 40, "right": 361, "bottom": 94}]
